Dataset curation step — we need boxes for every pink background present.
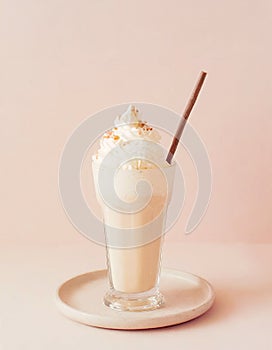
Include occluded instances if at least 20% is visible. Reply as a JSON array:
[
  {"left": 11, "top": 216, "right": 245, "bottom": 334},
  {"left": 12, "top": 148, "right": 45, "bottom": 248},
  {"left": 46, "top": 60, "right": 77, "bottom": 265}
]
[
  {"left": 2, "top": 0, "right": 271, "bottom": 245},
  {"left": 1, "top": 1, "right": 272, "bottom": 348}
]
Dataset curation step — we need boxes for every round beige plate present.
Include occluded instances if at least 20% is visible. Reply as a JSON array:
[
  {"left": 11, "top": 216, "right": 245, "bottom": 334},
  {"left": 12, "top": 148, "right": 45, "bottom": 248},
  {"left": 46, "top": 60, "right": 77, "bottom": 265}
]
[{"left": 56, "top": 268, "right": 215, "bottom": 330}]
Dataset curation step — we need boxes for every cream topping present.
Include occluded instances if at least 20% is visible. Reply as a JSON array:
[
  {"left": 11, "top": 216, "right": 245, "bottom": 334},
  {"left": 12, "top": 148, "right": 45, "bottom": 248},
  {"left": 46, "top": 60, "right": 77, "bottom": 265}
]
[{"left": 93, "top": 105, "right": 165, "bottom": 169}]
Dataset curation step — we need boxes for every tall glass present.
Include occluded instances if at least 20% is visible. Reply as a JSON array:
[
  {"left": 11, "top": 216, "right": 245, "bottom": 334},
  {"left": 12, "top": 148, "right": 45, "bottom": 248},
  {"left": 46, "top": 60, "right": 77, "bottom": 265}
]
[{"left": 92, "top": 161, "right": 176, "bottom": 311}]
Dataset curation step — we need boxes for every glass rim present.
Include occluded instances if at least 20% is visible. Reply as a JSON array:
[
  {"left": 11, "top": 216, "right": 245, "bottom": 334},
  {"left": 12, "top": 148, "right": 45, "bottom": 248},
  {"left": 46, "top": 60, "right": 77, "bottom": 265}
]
[{"left": 92, "top": 160, "right": 177, "bottom": 170}]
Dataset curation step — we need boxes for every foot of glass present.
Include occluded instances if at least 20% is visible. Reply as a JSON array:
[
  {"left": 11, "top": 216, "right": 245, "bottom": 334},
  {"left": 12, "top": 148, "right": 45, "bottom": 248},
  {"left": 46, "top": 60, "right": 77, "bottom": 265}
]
[{"left": 104, "top": 289, "right": 164, "bottom": 312}]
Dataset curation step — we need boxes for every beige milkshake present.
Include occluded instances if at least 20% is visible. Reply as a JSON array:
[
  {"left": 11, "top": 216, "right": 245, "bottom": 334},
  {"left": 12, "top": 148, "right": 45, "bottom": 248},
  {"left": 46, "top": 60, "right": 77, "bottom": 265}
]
[{"left": 92, "top": 105, "right": 175, "bottom": 310}]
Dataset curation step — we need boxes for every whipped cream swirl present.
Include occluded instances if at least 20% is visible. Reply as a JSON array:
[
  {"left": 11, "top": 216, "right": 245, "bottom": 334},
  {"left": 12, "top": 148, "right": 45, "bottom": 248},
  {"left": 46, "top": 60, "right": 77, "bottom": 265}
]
[{"left": 92, "top": 105, "right": 165, "bottom": 169}]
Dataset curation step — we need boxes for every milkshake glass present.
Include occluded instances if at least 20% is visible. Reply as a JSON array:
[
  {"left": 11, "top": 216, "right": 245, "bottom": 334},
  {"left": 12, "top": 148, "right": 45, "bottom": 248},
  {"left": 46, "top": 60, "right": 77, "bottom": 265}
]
[{"left": 92, "top": 105, "right": 176, "bottom": 311}]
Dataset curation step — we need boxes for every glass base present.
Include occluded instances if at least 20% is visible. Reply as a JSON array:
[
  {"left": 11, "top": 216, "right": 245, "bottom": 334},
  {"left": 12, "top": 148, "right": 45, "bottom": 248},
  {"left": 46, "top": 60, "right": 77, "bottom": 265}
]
[{"left": 104, "top": 288, "right": 164, "bottom": 312}]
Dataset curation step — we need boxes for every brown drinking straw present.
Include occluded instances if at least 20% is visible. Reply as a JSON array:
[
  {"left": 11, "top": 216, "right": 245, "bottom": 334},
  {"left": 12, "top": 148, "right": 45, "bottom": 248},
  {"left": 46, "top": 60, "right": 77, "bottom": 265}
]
[{"left": 166, "top": 71, "right": 207, "bottom": 164}]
